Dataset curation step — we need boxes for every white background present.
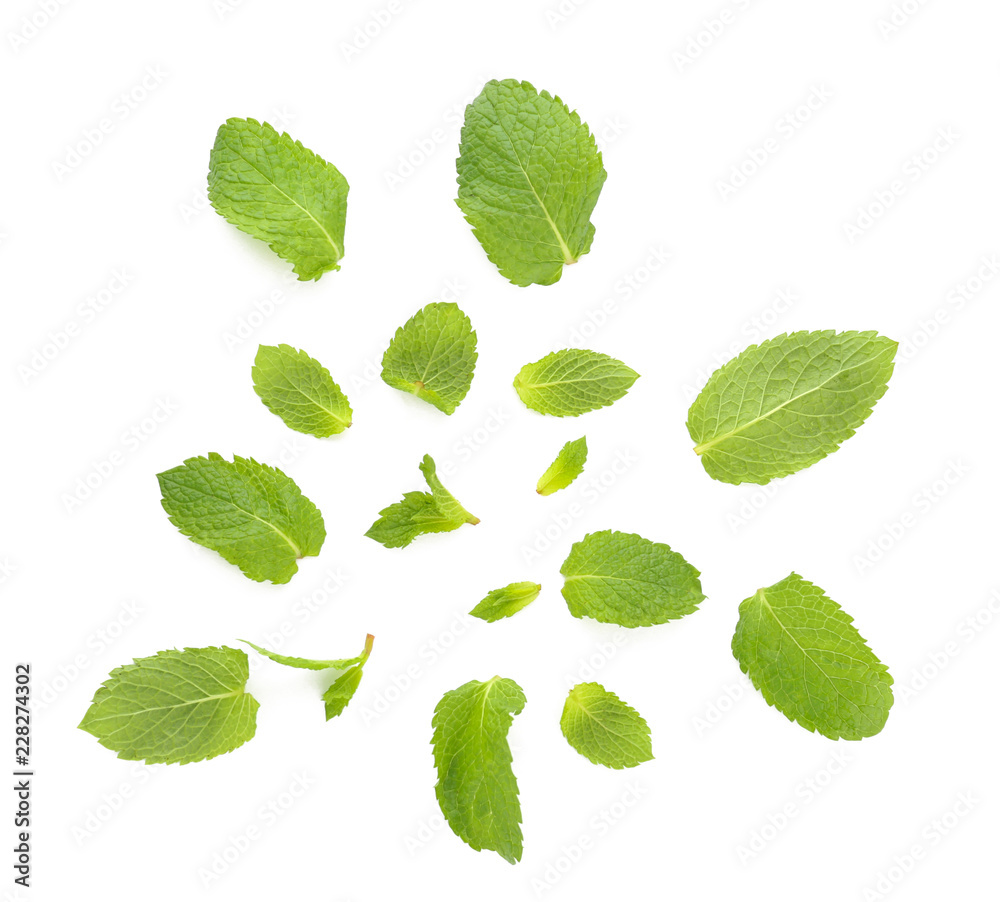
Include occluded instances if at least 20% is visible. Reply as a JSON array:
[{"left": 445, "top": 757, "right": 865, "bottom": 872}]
[{"left": 3, "top": 0, "right": 998, "bottom": 900}]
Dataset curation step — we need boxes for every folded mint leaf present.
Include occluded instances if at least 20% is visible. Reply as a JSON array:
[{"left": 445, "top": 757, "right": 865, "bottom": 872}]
[
  {"left": 253, "top": 344, "right": 352, "bottom": 437},
  {"left": 537, "top": 436, "right": 587, "bottom": 494},
  {"left": 456, "top": 79, "right": 607, "bottom": 286},
  {"left": 560, "top": 682, "right": 653, "bottom": 769},
  {"left": 157, "top": 453, "right": 325, "bottom": 584},
  {"left": 432, "top": 677, "right": 526, "bottom": 863},
  {"left": 470, "top": 582, "right": 541, "bottom": 622},
  {"left": 732, "top": 573, "right": 893, "bottom": 740},
  {"left": 208, "top": 118, "right": 348, "bottom": 281},
  {"left": 560, "top": 530, "right": 704, "bottom": 627},
  {"left": 687, "top": 330, "right": 897, "bottom": 485},
  {"left": 242, "top": 635, "right": 374, "bottom": 721},
  {"left": 381, "top": 303, "right": 477, "bottom": 414},
  {"left": 240, "top": 636, "right": 370, "bottom": 672},
  {"left": 78, "top": 647, "right": 258, "bottom": 765},
  {"left": 515, "top": 350, "right": 638, "bottom": 416},
  {"left": 365, "top": 455, "right": 479, "bottom": 548},
  {"left": 323, "top": 665, "right": 365, "bottom": 720}
]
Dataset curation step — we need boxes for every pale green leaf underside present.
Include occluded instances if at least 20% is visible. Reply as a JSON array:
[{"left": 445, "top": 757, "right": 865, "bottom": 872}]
[
  {"left": 432, "top": 677, "right": 526, "bottom": 863},
  {"left": 381, "top": 303, "right": 478, "bottom": 414},
  {"left": 687, "top": 330, "right": 897, "bottom": 485},
  {"left": 252, "top": 344, "right": 352, "bottom": 437},
  {"left": 560, "top": 682, "right": 653, "bottom": 769},
  {"left": 365, "top": 454, "right": 479, "bottom": 548},
  {"left": 732, "top": 572, "right": 893, "bottom": 740},
  {"left": 560, "top": 530, "right": 704, "bottom": 628},
  {"left": 456, "top": 78, "right": 607, "bottom": 286},
  {"left": 470, "top": 582, "right": 541, "bottom": 622},
  {"left": 157, "top": 453, "right": 325, "bottom": 584},
  {"left": 537, "top": 436, "right": 588, "bottom": 494},
  {"left": 208, "top": 117, "right": 349, "bottom": 281},
  {"left": 78, "top": 647, "right": 258, "bottom": 765},
  {"left": 515, "top": 350, "right": 638, "bottom": 416}
]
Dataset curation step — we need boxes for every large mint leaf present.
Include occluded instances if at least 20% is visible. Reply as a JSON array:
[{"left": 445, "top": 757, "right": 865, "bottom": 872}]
[
  {"left": 732, "top": 573, "right": 893, "bottom": 740},
  {"left": 252, "top": 344, "right": 352, "bottom": 437},
  {"left": 380, "top": 303, "right": 477, "bottom": 414},
  {"left": 560, "top": 682, "right": 653, "bottom": 769},
  {"left": 687, "top": 330, "right": 897, "bottom": 485},
  {"left": 456, "top": 79, "right": 607, "bottom": 286},
  {"left": 208, "top": 118, "right": 348, "bottom": 281},
  {"left": 560, "top": 530, "right": 704, "bottom": 627},
  {"left": 432, "top": 677, "right": 526, "bottom": 863},
  {"left": 78, "top": 647, "right": 258, "bottom": 764},
  {"left": 514, "top": 350, "right": 638, "bottom": 416},
  {"left": 157, "top": 453, "right": 325, "bottom": 584}
]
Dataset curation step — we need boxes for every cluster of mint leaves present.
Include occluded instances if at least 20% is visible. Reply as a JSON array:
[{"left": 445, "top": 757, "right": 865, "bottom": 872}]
[{"left": 79, "top": 78, "right": 901, "bottom": 867}]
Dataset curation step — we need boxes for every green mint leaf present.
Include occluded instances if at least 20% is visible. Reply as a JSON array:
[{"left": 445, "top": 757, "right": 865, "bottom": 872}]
[
  {"left": 432, "top": 677, "right": 526, "bottom": 863},
  {"left": 456, "top": 79, "right": 607, "bottom": 286},
  {"left": 537, "top": 436, "right": 588, "bottom": 494},
  {"left": 252, "top": 344, "right": 352, "bottom": 437},
  {"left": 243, "top": 635, "right": 374, "bottom": 721},
  {"left": 208, "top": 117, "right": 349, "bottom": 281},
  {"left": 560, "top": 530, "right": 704, "bottom": 627},
  {"left": 365, "top": 455, "right": 479, "bottom": 548},
  {"left": 514, "top": 350, "right": 638, "bottom": 416},
  {"left": 687, "top": 330, "right": 897, "bottom": 485},
  {"left": 322, "top": 665, "right": 365, "bottom": 720},
  {"left": 469, "top": 582, "right": 541, "bottom": 622},
  {"left": 78, "top": 647, "right": 258, "bottom": 764},
  {"left": 732, "top": 573, "right": 893, "bottom": 740},
  {"left": 560, "top": 682, "right": 653, "bottom": 769},
  {"left": 239, "top": 635, "right": 371, "bottom": 672},
  {"left": 157, "top": 453, "right": 325, "bottom": 584},
  {"left": 380, "top": 303, "right": 478, "bottom": 415}
]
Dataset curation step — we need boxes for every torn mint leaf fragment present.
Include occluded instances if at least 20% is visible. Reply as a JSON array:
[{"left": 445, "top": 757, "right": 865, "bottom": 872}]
[
  {"left": 537, "top": 436, "right": 587, "bottom": 494},
  {"left": 469, "top": 582, "right": 541, "bottom": 622}
]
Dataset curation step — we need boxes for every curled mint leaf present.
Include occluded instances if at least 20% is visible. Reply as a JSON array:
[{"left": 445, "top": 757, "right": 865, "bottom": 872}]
[
  {"left": 687, "top": 330, "right": 897, "bottom": 485},
  {"left": 560, "top": 682, "right": 653, "bottom": 769},
  {"left": 241, "top": 635, "right": 374, "bottom": 721},
  {"left": 208, "top": 117, "right": 348, "bottom": 281},
  {"left": 469, "top": 582, "right": 541, "bottom": 622},
  {"left": 78, "top": 646, "right": 258, "bottom": 765},
  {"left": 380, "top": 303, "right": 477, "bottom": 414},
  {"left": 560, "top": 529, "right": 704, "bottom": 627},
  {"left": 365, "top": 455, "right": 479, "bottom": 549},
  {"left": 536, "top": 436, "right": 587, "bottom": 495},
  {"left": 252, "top": 344, "right": 352, "bottom": 437},
  {"left": 732, "top": 573, "right": 893, "bottom": 740},
  {"left": 157, "top": 453, "right": 325, "bottom": 584},
  {"left": 432, "top": 677, "right": 526, "bottom": 863},
  {"left": 456, "top": 79, "right": 607, "bottom": 286},
  {"left": 514, "top": 350, "right": 638, "bottom": 417}
]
